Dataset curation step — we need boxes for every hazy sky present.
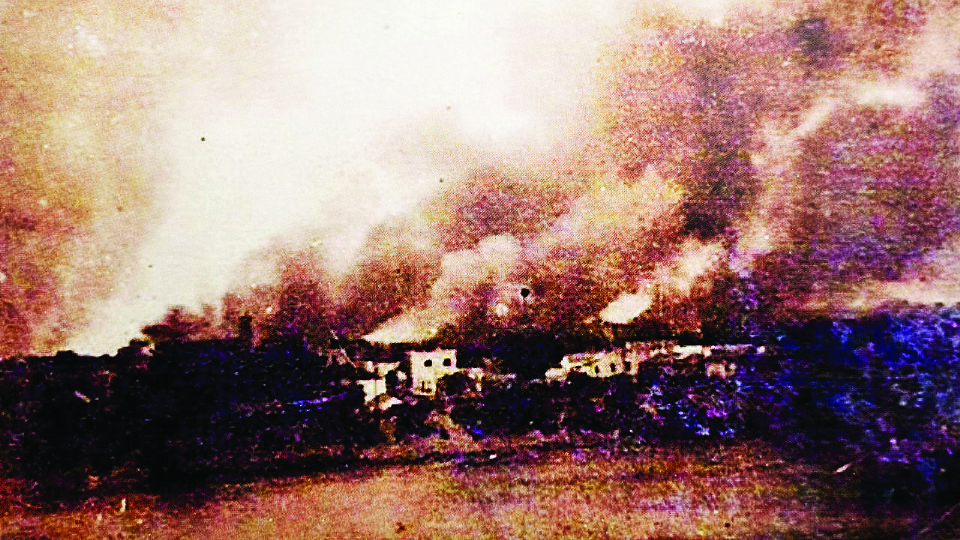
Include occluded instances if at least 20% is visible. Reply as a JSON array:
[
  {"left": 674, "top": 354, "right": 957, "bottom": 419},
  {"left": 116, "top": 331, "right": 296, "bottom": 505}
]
[
  {"left": 3, "top": 0, "right": 959, "bottom": 355},
  {"left": 38, "top": 0, "right": 632, "bottom": 354}
]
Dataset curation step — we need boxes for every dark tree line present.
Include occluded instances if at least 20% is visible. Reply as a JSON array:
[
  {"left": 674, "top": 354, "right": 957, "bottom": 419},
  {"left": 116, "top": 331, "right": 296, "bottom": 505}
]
[
  {"left": 6, "top": 303, "right": 960, "bottom": 511},
  {"left": 1, "top": 338, "right": 373, "bottom": 495}
]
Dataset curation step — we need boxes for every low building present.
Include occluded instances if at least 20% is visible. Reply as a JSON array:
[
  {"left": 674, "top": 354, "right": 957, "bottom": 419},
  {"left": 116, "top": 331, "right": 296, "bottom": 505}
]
[
  {"left": 357, "top": 360, "right": 404, "bottom": 402},
  {"left": 358, "top": 379, "right": 401, "bottom": 405},
  {"left": 547, "top": 342, "right": 765, "bottom": 381},
  {"left": 547, "top": 347, "right": 645, "bottom": 380},
  {"left": 364, "top": 359, "right": 401, "bottom": 379},
  {"left": 408, "top": 348, "right": 459, "bottom": 395},
  {"left": 547, "top": 341, "right": 717, "bottom": 380}
]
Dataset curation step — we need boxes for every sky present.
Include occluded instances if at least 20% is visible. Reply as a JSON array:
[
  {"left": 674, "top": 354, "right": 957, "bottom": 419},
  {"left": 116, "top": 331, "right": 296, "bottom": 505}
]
[
  {"left": 2, "top": 0, "right": 959, "bottom": 355},
  {"left": 0, "top": 0, "right": 630, "bottom": 354}
]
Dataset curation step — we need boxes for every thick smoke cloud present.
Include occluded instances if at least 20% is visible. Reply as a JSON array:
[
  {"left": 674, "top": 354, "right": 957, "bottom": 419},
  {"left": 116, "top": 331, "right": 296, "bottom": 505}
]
[
  {"left": 1, "top": 1, "right": 171, "bottom": 356},
  {"left": 6, "top": 0, "right": 960, "bottom": 354},
  {"left": 333, "top": 214, "right": 442, "bottom": 339},
  {"left": 52, "top": 0, "right": 626, "bottom": 355},
  {"left": 365, "top": 0, "right": 960, "bottom": 341}
]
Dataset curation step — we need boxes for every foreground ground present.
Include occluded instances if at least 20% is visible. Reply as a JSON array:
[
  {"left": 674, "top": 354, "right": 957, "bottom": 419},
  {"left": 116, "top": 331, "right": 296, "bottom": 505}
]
[{"left": 0, "top": 440, "right": 931, "bottom": 539}]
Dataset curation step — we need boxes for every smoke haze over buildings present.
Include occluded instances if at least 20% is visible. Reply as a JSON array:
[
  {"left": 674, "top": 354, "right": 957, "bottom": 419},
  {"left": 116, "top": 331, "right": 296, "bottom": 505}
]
[{"left": 1, "top": 0, "right": 958, "bottom": 355}]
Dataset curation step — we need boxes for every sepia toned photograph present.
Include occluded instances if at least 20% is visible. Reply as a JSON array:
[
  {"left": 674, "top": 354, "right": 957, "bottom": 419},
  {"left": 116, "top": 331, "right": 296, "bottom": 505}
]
[{"left": 2, "top": 0, "right": 960, "bottom": 537}]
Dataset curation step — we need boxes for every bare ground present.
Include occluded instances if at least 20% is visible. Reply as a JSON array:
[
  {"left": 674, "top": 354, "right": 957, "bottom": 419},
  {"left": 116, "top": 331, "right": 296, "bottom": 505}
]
[{"left": 0, "top": 439, "right": 928, "bottom": 539}]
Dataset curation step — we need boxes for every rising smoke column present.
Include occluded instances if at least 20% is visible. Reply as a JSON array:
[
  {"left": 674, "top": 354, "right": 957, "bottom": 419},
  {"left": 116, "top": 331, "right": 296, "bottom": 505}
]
[
  {"left": 429, "top": 166, "right": 583, "bottom": 252},
  {"left": 335, "top": 214, "right": 443, "bottom": 339},
  {"left": 596, "top": 1, "right": 960, "bottom": 323},
  {"left": 361, "top": 157, "right": 688, "bottom": 342},
  {"left": 515, "top": 168, "right": 686, "bottom": 333},
  {"left": 0, "top": 2, "right": 172, "bottom": 356},
  {"left": 362, "top": 10, "right": 780, "bottom": 341},
  {"left": 753, "top": 85, "right": 960, "bottom": 313},
  {"left": 50, "top": 0, "right": 632, "bottom": 355},
  {"left": 745, "top": 3, "right": 960, "bottom": 315},
  {"left": 601, "top": 8, "right": 821, "bottom": 246},
  {"left": 799, "top": 100, "right": 959, "bottom": 281},
  {"left": 19, "top": 0, "right": 953, "bottom": 353},
  {"left": 362, "top": 0, "right": 960, "bottom": 342}
]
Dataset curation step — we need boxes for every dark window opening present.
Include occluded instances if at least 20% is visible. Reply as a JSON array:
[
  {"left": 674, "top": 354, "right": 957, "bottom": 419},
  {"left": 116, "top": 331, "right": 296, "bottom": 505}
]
[
  {"left": 443, "top": 358, "right": 452, "bottom": 367},
  {"left": 611, "top": 363, "right": 618, "bottom": 373},
  {"left": 424, "top": 359, "right": 433, "bottom": 367},
  {"left": 624, "top": 361, "right": 632, "bottom": 372}
]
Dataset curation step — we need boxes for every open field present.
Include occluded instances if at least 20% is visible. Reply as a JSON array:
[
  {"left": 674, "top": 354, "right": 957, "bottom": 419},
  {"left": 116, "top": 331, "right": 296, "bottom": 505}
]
[{"left": 0, "top": 441, "right": 925, "bottom": 539}]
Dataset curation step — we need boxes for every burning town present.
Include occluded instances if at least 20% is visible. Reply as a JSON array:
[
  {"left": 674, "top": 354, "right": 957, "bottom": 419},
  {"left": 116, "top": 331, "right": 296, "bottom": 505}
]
[{"left": 3, "top": 0, "right": 960, "bottom": 536}]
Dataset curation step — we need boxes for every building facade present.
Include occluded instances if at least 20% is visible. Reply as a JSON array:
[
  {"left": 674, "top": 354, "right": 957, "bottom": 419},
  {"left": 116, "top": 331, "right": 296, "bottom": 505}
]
[
  {"left": 408, "top": 348, "right": 459, "bottom": 395},
  {"left": 547, "top": 348, "right": 645, "bottom": 379}
]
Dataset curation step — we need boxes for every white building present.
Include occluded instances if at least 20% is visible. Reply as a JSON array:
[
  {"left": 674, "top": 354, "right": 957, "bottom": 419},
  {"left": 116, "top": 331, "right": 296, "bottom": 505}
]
[
  {"left": 546, "top": 341, "right": 713, "bottom": 380},
  {"left": 408, "top": 348, "right": 459, "bottom": 395},
  {"left": 365, "top": 360, "right": 401, "bottom": 379},
  {"left": 546, "top": 342, "right": 762, "bottom": 381},
  {"left": 357, "top": 359, "right": 403, "bottom": 402},
  {"left": 547, "top": 348, "right": 645, "bottom": 380}
]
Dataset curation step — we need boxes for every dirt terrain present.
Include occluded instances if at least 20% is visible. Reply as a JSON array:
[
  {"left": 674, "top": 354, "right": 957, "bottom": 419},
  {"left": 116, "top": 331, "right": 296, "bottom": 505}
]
[{"left": 0, "top": 440, "right": 926, "bottom": 539}]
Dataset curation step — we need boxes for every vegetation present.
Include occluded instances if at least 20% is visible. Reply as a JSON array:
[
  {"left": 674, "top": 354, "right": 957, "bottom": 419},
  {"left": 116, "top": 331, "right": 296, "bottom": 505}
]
[
  {"left": 4, "top": 302, "right": 960, "bottom": 535},
  {"left": 1, "top": 338, "right": 375, "bottom": 496}
]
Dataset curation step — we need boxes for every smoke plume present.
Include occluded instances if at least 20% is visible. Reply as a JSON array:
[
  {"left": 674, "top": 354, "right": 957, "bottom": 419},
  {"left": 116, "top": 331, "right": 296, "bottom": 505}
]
[
  {"left": 50, "top": 0, "right": 626, "bottom": 355},
  {"left": 5, "top": 0, "right": 960, "bottom": 355},
  {"left": 364, "top": 0, "right": 960, "bottom": 342}
]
